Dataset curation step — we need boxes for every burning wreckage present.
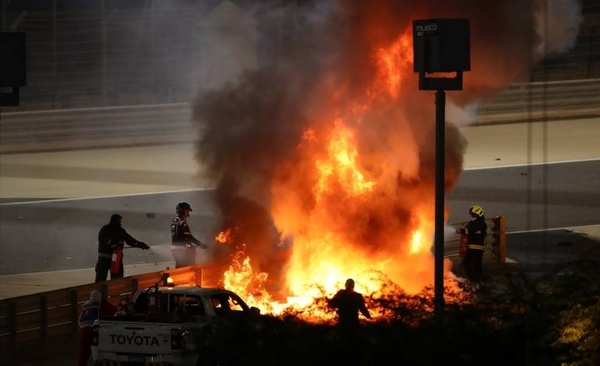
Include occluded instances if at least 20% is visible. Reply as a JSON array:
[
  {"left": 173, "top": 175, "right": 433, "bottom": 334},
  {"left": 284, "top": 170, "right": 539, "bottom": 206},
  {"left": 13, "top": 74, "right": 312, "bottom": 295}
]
[{"left": 187, "top": 0, "right": 582, "bottom": 323}]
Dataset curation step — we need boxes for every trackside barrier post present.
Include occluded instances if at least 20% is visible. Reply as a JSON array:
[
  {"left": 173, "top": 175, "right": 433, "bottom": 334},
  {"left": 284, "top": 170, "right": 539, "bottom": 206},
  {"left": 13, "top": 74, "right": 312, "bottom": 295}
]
[
  {"left": 69, "top": 289, "right": 78, "bottom": 336},
  {"left": 195, "top": 266, "right": 203, "bottom": 287},
  {"left": 130, "top": 278, "right": 139, "bottom": 293},
  {"left": 39, "top": 295, "right": 47, "bottom": 343},
  {"left": 99, "top": 283, "right": 108, "bottom": 301},
  {"left": 488, "top": 215, "right": 507, "bottom": 263},
  {"left": 0, "top": 302, "right": 17, "bottom": 355},
  {"left": 452, "top": 215, "right": 507, "bottom": 263}
]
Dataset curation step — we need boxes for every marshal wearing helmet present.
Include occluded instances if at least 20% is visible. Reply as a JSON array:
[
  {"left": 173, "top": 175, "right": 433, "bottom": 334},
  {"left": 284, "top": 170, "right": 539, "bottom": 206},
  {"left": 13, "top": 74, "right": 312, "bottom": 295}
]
[
  {"left": 461, "top": 204, "right": 487, "bottom": 282},
  {"left": 170, "top": 202, "right": 208, "bottom": 268},
  {"left": 95, "top": 214, "right": 150, "bottom": 282}
]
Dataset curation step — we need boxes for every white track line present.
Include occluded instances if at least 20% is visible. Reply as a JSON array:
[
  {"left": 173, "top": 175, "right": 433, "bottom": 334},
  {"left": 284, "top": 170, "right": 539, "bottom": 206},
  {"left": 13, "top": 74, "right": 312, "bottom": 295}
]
[
  {"left": 507, "top": 224, "right": 600, "bottom": 235},
  {"left": 463, "top": 157, "right": 600, "bottom": 171}
]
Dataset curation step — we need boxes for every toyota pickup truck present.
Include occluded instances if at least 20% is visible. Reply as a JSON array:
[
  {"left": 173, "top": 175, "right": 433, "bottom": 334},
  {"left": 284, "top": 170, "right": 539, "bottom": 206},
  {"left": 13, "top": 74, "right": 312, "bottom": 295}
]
[{"left": 92, "top": 285, "right": 262, "bottom": 366}]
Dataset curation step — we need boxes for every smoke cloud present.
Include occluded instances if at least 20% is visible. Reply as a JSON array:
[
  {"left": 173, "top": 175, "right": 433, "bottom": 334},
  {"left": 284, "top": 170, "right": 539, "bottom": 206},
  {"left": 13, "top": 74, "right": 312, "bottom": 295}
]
[
  {"left": 533, "top": 0, "right": 584, "bottom": 57},
  {"left": 192, "top": 0, "right": 582, "bottom": 291}
]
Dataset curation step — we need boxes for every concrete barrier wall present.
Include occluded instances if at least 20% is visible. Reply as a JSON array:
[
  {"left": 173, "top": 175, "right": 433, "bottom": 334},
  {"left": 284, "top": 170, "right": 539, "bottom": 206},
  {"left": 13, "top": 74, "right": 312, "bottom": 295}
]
[
  {"left": 0, "top": 102, "right": 199, "bottom": 154},
  {"left": 1, "top": 79, "right": 598, "bottom": 154},
  {"left": 476, "top": 79, "right": 600, "bottom": 124}
]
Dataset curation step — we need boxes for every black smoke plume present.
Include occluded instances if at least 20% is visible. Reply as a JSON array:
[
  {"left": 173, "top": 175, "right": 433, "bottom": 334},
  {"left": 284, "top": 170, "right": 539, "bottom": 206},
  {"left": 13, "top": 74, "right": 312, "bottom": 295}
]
[{"left": 192, "top": 0, "right": 582, "bottom": 288}]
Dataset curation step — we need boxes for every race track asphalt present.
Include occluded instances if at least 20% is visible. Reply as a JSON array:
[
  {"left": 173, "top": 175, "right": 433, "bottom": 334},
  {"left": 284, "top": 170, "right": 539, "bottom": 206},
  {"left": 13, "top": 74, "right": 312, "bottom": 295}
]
[
  {"left": 1, "top": 118, "right": 599, "bottom": 300},
  {"left": 1, "top": 117, "right": 599, "bottom": 366}
]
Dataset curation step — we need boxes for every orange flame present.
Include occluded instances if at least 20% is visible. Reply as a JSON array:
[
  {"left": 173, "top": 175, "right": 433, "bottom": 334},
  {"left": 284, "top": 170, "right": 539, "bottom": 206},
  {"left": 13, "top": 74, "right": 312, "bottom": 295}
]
[
  {"left": 372, "top": 31, "right": 414, "bottom": 99},
  {"left": 215, "top": 228, "right": 233, "bottom": 244},
  {"left": 315, "top": 119, "right": 375, "bottom": 200},
  {"left": 219, "top": 26, "right": 461, "bottom": 321}
]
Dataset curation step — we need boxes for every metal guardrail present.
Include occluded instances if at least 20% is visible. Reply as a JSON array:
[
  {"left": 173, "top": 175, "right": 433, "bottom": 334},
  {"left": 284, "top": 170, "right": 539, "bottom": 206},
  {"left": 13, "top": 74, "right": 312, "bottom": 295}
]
[
  {"left": 0, "top": 264, "right": 218, "bottom": 356},
  {"left": 0, "top": 79, "right": 598, "bottom": 154},
  {"left": 0, "top": 218, "right": 506, "bottom": 356}
]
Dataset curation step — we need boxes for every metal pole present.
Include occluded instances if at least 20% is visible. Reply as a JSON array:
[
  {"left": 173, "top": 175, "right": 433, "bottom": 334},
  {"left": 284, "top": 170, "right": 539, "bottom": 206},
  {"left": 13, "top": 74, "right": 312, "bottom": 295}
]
[
  {"left": 151, "top": 0, "right": 160, "bottom": 101},
  {"left": 434, "top": 89, "right": 446, "bottom": 321},
  {"left": 53, "top": 0, "right": 57, "bottom": 107},
  {"left": 101, "top": 0, "right": 107, "bottom": 105}
]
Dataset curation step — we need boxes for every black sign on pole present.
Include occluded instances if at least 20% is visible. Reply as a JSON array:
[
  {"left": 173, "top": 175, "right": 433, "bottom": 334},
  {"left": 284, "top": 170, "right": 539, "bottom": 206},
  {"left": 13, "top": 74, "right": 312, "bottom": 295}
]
[
  {"left": 413, "top": 19, "right": 470, "bottom": 90},
  {"left": 412, "top": 19, "right": 470, "bottom": 322},
  {"left": 0, "top": 32, "right": 27, "bottom": 107}
]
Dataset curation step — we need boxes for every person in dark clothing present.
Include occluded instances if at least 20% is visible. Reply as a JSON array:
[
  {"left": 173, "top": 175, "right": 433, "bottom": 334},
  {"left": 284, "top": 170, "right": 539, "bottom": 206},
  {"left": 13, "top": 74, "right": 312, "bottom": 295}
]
[
  {"left": 329, "top": 278, "right": 372, "bottom": 332},
  {"left": 76, "top": 290, "right": 118, "bottom": 366},
  {"left": 461, "top": 204, "right": 488, "bottom": 282},
  {"left": 171, "top": 202, "right": 207, "bottom": 268},
  {"left": 95, "top": 214, "right": 150, "bottom": 282}
]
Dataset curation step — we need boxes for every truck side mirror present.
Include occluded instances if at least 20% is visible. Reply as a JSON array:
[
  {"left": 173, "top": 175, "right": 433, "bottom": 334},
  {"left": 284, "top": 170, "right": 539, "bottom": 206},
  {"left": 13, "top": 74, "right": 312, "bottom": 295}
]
[{"left": 250, "top": 307, "right": 260, "bottom": 315}]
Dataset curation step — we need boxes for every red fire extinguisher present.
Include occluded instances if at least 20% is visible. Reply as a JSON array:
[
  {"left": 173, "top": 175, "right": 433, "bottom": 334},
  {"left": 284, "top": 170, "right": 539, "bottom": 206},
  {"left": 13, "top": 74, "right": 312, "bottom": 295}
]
[
  {"left": 147, "top": 286, "right": 165, "bottom": 313},
  {"left": 110, "top": 246, "right": 123, "bottom": 275},
  {"left": 459, "top": 229, "right": 468, "bottom": 258}
]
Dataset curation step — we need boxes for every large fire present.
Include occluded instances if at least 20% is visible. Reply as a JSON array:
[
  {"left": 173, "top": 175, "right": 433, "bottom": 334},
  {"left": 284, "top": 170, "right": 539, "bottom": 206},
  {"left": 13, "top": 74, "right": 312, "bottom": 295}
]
[
  {"left": 194, "top": 0, "right": 580, "bottom": 322},
  {"left": 210, "top": 27, "right": 458, "bottom": 321}
]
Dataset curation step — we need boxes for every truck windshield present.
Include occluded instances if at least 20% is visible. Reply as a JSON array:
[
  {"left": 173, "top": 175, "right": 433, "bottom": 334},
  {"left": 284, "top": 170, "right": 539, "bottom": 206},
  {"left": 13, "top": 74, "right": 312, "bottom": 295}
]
[{"left": 170, "top": 294, "right": 206, "bottom": 316}]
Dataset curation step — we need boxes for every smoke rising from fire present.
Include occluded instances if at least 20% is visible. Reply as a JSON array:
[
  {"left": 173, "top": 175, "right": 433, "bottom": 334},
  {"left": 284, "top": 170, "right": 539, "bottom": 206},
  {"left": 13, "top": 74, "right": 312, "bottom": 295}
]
[{"left": 193, "top": 0, "right": 582, "bottom": 297}]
